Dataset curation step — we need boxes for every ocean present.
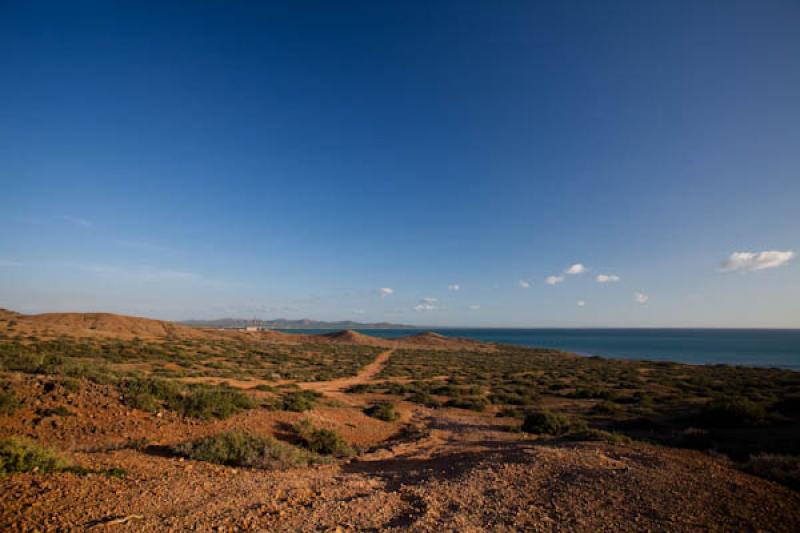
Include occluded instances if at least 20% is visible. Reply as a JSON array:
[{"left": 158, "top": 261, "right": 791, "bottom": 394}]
[{"left": 279, "top": 328, "right": 800, "bottom": 371}]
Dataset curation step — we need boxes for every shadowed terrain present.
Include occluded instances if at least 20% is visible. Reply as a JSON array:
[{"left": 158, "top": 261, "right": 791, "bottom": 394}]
[{"left": 1, "top": 310, "right": 799, "bottom": 531}]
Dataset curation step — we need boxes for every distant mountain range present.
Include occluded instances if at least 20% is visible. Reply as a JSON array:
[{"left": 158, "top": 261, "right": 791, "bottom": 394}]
[{"left": 180, "top": 318, "right": 417, "bottom": 330}]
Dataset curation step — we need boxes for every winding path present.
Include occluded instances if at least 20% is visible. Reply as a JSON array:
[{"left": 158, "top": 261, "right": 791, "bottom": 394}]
[{"left": 299, "top": 344, "right": 396, "bottom": 394}]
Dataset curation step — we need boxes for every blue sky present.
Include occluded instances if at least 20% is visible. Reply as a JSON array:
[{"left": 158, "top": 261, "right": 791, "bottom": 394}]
[{"left": 1, "top": 1, "right": 799, "bottom": 327}]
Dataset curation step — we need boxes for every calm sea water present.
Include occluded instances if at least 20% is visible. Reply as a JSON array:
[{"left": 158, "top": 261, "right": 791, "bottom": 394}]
[{"left": 279, "top": 328, "right": 800, "bottom": 371}]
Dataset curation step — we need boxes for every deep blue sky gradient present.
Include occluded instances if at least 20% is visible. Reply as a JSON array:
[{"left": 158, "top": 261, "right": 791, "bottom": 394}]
[{"left": 1, "top": 1, "right": 799, "bottom": 326}]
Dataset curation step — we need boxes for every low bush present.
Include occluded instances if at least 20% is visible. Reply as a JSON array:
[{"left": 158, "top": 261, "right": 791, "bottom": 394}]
[
  {"left": 364, "top": 402, "right": 399, "bottom": 422},
  {"left": 496, "top": 407, "right": 526, "bottom": 418},
  {"left": 281, "top": 390, "right": 320, "bottom": 412},
  {"left": 37, "top": 406, "right": 75, "bottom": 417},
  {"left": 570, "top": 428, "right": 632, "bottom": 445},
  {"left": 701, "top": 398, "right": 768, "bottom": 427},
  {"left": 592, "top": 400, "right": 623, "bottom": 416},
  {"left": 742, "top": 453, "right": 800, "bottom": 491},
  {"left": 291, "top": 419, "right": 355, "bottom": 457},
  {"left": 521, "top": 410, "right": 573, "bottom": 436},
  {"left": 122, "top": 378, "right": 255, "bottom": 419},
  {"left": 445, "top": 396, "right": 489, "bottom": 412},
  {"left": 0, "top": 437, "right": 70, "bottom": 474},
  {"left": 172, "top": 386, "right": 256, "bottom": 419},
  {"left": 407, "top": 392, "right": 440, "bottom": 408},
  {"left": 60, "top": 378, "right": 80, "bottom": 392},
  {"left": 0, "top": 388, "right": 20, "bottom": 415},
  {"left": 122, "top": 378, "right": 182, "bottom": 412},
  {"left": 174, "top": 431, "right": 326, "bottom": 469},
  {"left": 489, "top": 389, "right": 540, "bottom": 406}
]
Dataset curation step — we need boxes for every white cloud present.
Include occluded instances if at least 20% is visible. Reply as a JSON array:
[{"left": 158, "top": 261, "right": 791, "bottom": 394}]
[
  {"left": 719, "top": 250, "right": 795, "bottom": 273},
  {"left": 448, "top": 283, "right": 460, "bottom": 291},
  {"left": 577, "top": 300, "right": 586, "bottom": 307},
  {"left": 565, "top": 263, "right": 587, "bottom": 275},
  {"left": 518, "top": 280, "right": 531, "bottom": 289},
  {"left": 0, "top": 259, "right": 23, "bottom": 267},
  {"left": 117, "top": 239, "right": 172, "bottom": 253},
  {"left": 65, "top": 262, "right": 202, "bottom": 282},
  {"left": 62, "top": 215, "right": 92, "bottom": 228},
  {"left": 468, "top": 304, "right": 481, "bottom": 310},
  {"left": 377, "top": 287, "right": 394, "bottom": 297},
  {"left": 545, "top": 275, "right": 564, "bottom": 286},
  {"left": 414, "top": 297, "right": 438, "bottom": 312},
  {"left": 634, "top": 292, "right": 649, "bottom": 304},
  {"left": 352, "top": 309, "right": 366, "bottom": 315},
  {"left": 596, "top": 274, "right": 620, "bottom": 283}
]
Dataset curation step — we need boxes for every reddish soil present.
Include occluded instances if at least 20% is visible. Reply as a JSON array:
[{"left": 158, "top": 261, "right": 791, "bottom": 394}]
[
  {"left": 1, "top": 312, "right": 799, "bottom": 531},
  {"left": 300, "top": 346, "right": 396, "bottom": 394},
  {"left": 2, "top": 309, "right": 492, "bottom": 351},
  {"left": 2, "top": 390, "right": 799, "bottom": 532}
]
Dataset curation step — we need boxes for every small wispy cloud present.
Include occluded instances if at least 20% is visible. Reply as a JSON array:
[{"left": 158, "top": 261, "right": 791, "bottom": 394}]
[
  {"left": 377, "top": 287, "right": 394, "bottom": 297},
  {"left": 519, "top": 280, "right": 531, "bottom": 289},
  {"left": 468, "top": 304, "right": 481, "bottom": 310},
  {"left": 62, "top": 215, "right": 92, "bottom": 228},
  {"left": 577, "top": 300, "right": 586, "bottom": 307},
  {"left": 565, "top": 263, "right": 587, "bottom": 275},
  {"left": 0, "top": 259, "right": 23, "bottom": 267},
  {"left": 414, "top": 297, "right": 438, "bottom": 312},
  {"left": 448, "top": 283, "right": 460, "bottom": 291},
  {"left": 596, "top": 274, "right": 620, "bottom": 283},
  {"left": 719, "top": 250, "right": 795, "bottom": 273},
  {"left": 634, "top": 292, "right": 649, "bottom": 304},
  {"left": 65, "top": 262, "right": 201, "bottom": 282},
  {"left": 352, "top": 309, "right": 366, "bottom": 315},
  {"left": 545, "top": 275, "right": 564, "bottom": 286},
  {"left": 116, "top": 239, "right": 172, "bottom": 253}
]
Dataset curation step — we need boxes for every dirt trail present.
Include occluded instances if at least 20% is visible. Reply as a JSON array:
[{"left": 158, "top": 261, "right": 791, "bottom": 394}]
[
  {"left": 3, "top": 348, "right": 800, "bottom": 531},
  {"left": 299, "top": 344, "right": 395, "bottom": 394},
  {"left": 5, "top": 403, "right": 800, "bottom": 532}
]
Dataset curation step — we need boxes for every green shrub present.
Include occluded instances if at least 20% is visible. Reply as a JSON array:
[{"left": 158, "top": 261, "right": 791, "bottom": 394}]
[
  {"left": 174, "top": 431, "right": 325, "bottom": 469},
  {"left": 364, "top": 402, "right": 399, "bottom": 422},
  {"left": 37, "top": 406, "right": 75, "bottom": 417},
  {"left": 592, "top": 400, "right": 623, "bottom": 416},
  {"left": 701, "top": 398, "right": 768, "bottom": 427},
  {"left": 103, "top": 467, "right": 127, "bottom": 478},
  {"left": 496, "top": 407, "right": 526, "bottom": 418},
  {"left": 291, "top": 419, "right": 355, "bottom": 457},
  {"left": 0, "top": 388, "right": 20, "bottom": 415},
  {"left": 259, "top": 396, "right": 282, "bottom": 411},
  {"left": 445, "top": 396, "right": 489, "bottom": 412},
  {"left": 521, "top": 410, "right": 572, "bottom": 435},
  {"left": 570, "top": 428, "right": 632, "bottom": 445},
  {"left": 122, "top": 378, "right": 182, "bottom": 412},
  {"left": 741, "top": 453, "right": 800, "bottom": 490},
  {"left": 172, "top": 387, "right": 256, "bottom": 419},
  {"left": 570, "top": 387, "right": 616, "bottom": 400},
  {"left": 122, "top": 379, "right": 255, "bottom": 419},
  {"left": 0, "top": 437, "right": 70, "bottom": 474},
  {"left": 60, "top": 378, "right": 80, "bottom": 392},
  {"left": 281, "top": 390, "right": 320, "bottom": 412},
  {"left": 407, "top": 392, "right": 441, "bottom": 408}
]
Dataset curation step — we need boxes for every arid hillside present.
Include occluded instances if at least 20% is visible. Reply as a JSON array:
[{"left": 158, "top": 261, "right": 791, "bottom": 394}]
[
  {"left": 1, "top": 309, "right": 799, "bottom": 531},
  {"left": 0, "top": 309, "right": 486, "bottom": 351}
]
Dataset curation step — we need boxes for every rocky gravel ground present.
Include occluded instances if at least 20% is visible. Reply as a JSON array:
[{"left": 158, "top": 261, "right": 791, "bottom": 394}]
[
  {"left": 2, "top": 402, "right": 800, "bottom": 532},
  {"left": 2, "top": 342, "right": 800, "bottom": 532}
]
